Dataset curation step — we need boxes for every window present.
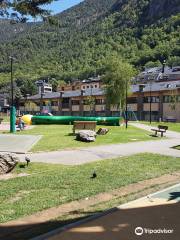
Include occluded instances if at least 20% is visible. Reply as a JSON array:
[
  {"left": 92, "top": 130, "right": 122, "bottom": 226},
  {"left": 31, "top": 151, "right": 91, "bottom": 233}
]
[
  {"left": 95, "top": 99, "right": 106, "bottom": 105},
  {"left": 127, "top": 97, "right": 137, "bottom": 104},
  {"left": 164, "top": 95, "right": 180, "bottom": 103},
  {"left": 62, "top": 98, "right": 69, "bottom": 103},
  {"left": 144, "top": 96, "right": 159, "bottom": 103},
  {"left": 72, "top": 100, "right": 80, "bottom": 105},
  {"left": 51, "top": 101, "right": 58, "bottom": 106}
]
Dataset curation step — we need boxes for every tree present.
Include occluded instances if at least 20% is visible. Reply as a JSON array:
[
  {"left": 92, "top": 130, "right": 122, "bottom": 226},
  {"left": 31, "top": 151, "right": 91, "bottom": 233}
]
[
  {"left": 85, "top": 96, "right": 96, "bottom": 116},
  {"left": 102, "top": 56, "right": 135, "bottom": 109},
  {"left": 0, "top": 0, "right": 57, "bottom": 22}
]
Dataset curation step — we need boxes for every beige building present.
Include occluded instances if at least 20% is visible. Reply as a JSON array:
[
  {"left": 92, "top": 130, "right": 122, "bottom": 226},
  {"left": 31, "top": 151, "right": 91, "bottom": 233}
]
[
  {"left": 58, "top": 77, "right": 103, "bottom": 92},
  {"left": 20, "top": 80, "right": 180, "bottom": 122}
]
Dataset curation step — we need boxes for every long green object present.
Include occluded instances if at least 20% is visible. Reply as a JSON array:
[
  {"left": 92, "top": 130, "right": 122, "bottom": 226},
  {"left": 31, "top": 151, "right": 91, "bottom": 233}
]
[
  {"left": 10, "top": 106, "right": 16, "bottom": 133},
  {"left": 32, "top": 116, "right": 123, "bottom": 126}
]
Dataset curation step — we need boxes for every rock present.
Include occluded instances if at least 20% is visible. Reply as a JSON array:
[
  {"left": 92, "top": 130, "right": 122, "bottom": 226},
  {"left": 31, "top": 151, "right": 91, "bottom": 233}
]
[
  {"left": 0, "top": 153, "right": 19, "bottom": 175},
  {"left": 97, "top": 128, "right": 109, "bottom": 135},
  {"left": 76, "top": 130, "right": 96, "bottom": 142}
]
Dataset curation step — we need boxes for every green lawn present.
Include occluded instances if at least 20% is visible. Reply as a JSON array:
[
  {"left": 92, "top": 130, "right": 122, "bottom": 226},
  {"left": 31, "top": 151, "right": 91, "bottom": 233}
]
[
  {"left": 173, "top": 145, "right": 180, "bottom": 150},
  {"left": 0, "top": 115, "right": 10, "bottom": 122},
  {"left": 17, "top": 125, "right": 154, "bottom": 152},
  {"left": 0, "top": 153, "right": 179, "bottom": 223},
  {"left": 140, "top": 121, "right": 180, "bottom": 132}
]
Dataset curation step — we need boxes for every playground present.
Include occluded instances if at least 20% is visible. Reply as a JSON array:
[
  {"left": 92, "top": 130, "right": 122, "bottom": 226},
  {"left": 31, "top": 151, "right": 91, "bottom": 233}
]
[{"left": 0, "top": 114, "right": 179, "bottom": 239}]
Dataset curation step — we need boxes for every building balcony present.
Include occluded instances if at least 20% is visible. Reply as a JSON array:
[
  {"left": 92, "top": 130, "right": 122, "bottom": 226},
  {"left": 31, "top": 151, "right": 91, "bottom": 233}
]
[
  {"left": 72, "top": 105, "right": 80, "bottom": 111},
  {"left": 143, "top": 103, "right": 159, "bottom": 111}
]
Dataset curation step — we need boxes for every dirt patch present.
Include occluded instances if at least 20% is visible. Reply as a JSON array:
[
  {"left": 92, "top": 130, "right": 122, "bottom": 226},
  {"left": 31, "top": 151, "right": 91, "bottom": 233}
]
[
  {"left": 8, "top": 191, "right": 32, "bottom": 204},
  {"left": 0, "top": 173, "right": 30, "bottom": 181}
]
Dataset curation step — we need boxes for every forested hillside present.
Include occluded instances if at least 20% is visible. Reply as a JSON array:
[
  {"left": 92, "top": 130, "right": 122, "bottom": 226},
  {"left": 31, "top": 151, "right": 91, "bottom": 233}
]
[{"left": 0, "top": 0, "right": 179, "bottom": 91}]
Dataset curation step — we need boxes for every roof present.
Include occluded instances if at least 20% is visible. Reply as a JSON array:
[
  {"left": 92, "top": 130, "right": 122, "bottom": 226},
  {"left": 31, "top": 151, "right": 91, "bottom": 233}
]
[
  {"left": 27, "top": 88, "right": 104, "bottom": 100},
  {"left": 136, "top": 66, "right": 180, "bottom": 82},
  {"left": 131, "top": 80, "right": 180, "bottom": 93},
  {"left": 27, "top": 80, "right": 180, "bottom": 101}
]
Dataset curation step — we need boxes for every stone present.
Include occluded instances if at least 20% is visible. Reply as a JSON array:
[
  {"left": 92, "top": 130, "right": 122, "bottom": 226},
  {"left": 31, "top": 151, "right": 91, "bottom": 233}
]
[
  {"left": 76, "top": 130, "right": 96, "bottom": 142},
  {"left": 97, "top": 128, "right": 109, "bottom": 135},
  {"left": 0, "top": 153, "right": 19, "bottom": 175}
]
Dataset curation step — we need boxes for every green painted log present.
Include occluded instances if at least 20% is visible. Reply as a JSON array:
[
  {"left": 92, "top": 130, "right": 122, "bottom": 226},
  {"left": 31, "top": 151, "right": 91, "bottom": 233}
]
[{"left": 32, "top": 116, "right": 123, "bottom": 126}]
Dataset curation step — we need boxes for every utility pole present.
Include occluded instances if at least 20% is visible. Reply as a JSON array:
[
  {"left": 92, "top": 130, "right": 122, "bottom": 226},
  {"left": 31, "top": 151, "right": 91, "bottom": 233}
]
[
  {"left": 9, "top": 56, "right": 16, "bottom": 133},
  {"left": 59, "top": 91, "right": 64, "bottom": 115},
  {"left": 149, "top": 79, "right": 152, "bottom": 124},
  {"left": 125, "top": 80, "right": 128, "bottom": 129}
]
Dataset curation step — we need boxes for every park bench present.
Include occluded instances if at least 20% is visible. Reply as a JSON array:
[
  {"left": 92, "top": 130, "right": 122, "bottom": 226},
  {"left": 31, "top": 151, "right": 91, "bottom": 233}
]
[
  {"left": 73, "top": 121, "right": 97, "bottom": 134},
  {"left": 0, "top": 118, "right": 3, "bottom": 124},
  {"left": 165, "top": 116, "right": 176, "bottom": 122},
  {"left": 151, "top": 125, "right": 168, "bottom": 137}
]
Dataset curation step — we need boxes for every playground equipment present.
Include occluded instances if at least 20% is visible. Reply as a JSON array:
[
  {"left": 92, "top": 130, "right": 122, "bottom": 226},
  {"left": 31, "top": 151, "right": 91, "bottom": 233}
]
[
  {"left": 22, "top": 114, "right": 33, "bottom": 125},
  {"left": 31, "top": 116, "right": 123, "bottom": 126}
]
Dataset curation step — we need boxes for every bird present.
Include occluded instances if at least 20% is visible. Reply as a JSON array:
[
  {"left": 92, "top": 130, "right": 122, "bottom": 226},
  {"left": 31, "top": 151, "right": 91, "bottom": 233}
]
[
  {"left": 147, "top": 195, "right": 154, "bottom": 202},
  {"left": 25, "top": 157, "right": 31, "bottom": 166},
  {"left": 90, "top": 171, "right": 97, "bottom": 179}
]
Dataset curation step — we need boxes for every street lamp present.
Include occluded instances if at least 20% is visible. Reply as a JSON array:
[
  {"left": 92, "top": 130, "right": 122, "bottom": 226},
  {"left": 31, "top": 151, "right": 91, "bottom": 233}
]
[
  {"left": 24, "top": 94, "right": 30, "bottom": 113},
  {"left": 80, "top": 89, "right": 85, "bottom": 116},
  {"left": 149, "top": 77, "right": 152, "bottom": 124},
  {"left": 9, "top": 56, "right": 16, "bottom": 133},
  {"left": 40, "top": 86, "right": 45, "bottom": 114},
  {"left": 162, "top": 60, "right": 166, "bottom": 73},
  {"left": 138, "top": 84, "right": 146, "bottom": 121},
  {"left": 59, "top": 91, "right": 64, "bottom": 115},
  {"left": 125, "top": 80, "right": 128, "bottom": 129}
]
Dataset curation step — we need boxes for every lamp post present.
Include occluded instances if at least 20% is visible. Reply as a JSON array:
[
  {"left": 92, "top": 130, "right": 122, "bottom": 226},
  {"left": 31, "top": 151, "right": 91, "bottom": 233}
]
[
  {"left": 9, "top": 56, "right": 16, "bottom": 133},
  {"left": 162, "top": 60, "right": 166, "bottom": 73},
  {"left": 59, "top": 91, "right": 64, "bottom": 115},
  {"left": 125, "top": 80, "right": 128, "bottom": 129},
  {"left": 138, "top": 84, "right": 146, "bottom": 121},
  {"left": 80, "top": 89, "right": 85, "bottom": 116},
  {"left": 40, "top": 86, "right": 45, "bottom": 114},
  {"left": 149, "top": 78, "right": 152, "bottom": 124},
  {"left": 24, "top": 94, "right": 30, "bottom": 114}
]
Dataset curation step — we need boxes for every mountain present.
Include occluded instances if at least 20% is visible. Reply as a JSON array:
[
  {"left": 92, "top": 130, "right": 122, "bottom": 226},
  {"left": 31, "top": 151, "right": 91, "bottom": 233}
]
[{"left": 0, "top": 0, "right": 179, "bottom": 88}]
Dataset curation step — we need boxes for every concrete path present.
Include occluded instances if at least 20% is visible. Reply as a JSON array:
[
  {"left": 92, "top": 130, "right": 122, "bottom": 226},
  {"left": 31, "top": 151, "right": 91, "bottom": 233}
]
[
  {"left": 0, "top": 122, "right": 34, "bottom": 131},
  {"left": 34, "top": 183, "right": 180, "bottom": 240},
  {"left": 0, "top": 134, "right": 41, "bottom": 153},
  {"left": 20, "top": 123, "right": 180, "bottom": 165}
]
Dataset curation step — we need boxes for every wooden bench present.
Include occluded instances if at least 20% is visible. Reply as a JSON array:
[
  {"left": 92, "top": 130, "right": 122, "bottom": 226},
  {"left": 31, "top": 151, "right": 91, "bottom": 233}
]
[
  {"left": 165, "top": 116, "right": 176, "bottom": 122},
  {"left": 151, "top": 125, "right": 168, "bottom": 137},
  {"left": 73, "top": 121, "right": 97, "bottom": 134}
]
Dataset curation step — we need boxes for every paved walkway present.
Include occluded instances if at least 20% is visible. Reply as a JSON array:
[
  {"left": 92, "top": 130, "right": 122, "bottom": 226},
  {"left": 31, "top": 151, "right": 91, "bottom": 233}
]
[
  {"left": 34, "top": 183, "right": 180, "bottom": 240},
  {"left": 19, "top": 123, "right": 180, "bottom": 165},
  {"left": 0, "top": 122, "right": 34, "bottom": 131},
  {"left": 0, "top": 134, "right": 41, "bottom": 153}
]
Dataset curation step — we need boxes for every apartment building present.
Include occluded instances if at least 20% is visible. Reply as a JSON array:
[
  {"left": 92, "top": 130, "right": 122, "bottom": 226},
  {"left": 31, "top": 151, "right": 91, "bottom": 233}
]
[{"left": 20, "top": 80, "right": 180, "bottom": 122}]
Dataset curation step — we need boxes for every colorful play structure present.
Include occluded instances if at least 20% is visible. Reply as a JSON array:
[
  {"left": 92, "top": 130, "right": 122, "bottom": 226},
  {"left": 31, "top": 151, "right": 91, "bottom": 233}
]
[{"left": 22, "top": 115, "right": 123, "bottom": 126}]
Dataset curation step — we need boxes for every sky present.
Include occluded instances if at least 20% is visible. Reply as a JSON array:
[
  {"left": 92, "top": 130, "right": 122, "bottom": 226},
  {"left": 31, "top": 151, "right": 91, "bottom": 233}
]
[{"left": 45, "top": 0, "right": 84, "bottom": 15}]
